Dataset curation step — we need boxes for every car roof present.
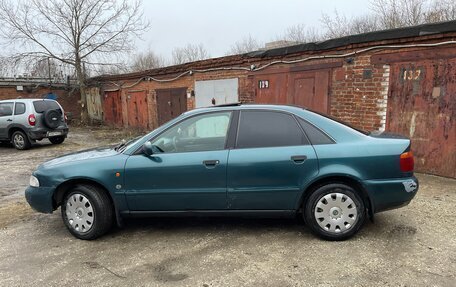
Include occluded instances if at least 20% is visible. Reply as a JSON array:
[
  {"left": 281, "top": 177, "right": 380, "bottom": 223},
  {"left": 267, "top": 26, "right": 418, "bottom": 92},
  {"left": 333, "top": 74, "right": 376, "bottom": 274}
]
[
  {"left": 187, "top": 103, "right": 306, "bottom": 115},
  {"left": 0, "top": 98, "right": 58, "bottom": 103}
]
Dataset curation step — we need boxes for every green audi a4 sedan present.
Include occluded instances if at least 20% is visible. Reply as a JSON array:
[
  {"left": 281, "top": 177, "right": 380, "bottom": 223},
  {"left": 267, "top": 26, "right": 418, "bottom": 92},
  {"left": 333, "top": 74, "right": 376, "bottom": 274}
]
[{"left": 25, "top": 104, "right": 418, "bottom": 241}]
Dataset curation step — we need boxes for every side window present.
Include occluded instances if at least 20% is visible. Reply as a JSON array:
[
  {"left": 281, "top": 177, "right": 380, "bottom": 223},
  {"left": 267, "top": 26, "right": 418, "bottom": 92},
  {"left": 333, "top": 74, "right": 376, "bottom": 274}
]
[
  {"left": 14, "top": 102, "right": 26, "bottom": 115},
  {"left": 297, "top": 117, "right": 335, "bottom": 145},
  {"left": 0, "top": 102, "right": 14, "bottom": 117},
  {"left": 236, "top": 111, "right": 308, "bottom": 148},
  {"left": 151, "top": 112, "right": 232, "bottom": 153}
]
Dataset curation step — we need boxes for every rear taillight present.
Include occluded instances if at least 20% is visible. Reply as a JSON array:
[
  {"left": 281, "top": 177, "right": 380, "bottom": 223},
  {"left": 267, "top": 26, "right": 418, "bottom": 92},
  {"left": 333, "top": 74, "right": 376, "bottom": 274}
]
[
  {"left": 28, "top": 114, "right": 36, "bottom": 126},
  {"left": 400, "top": 151, "right": 414, "bottom": 172}
]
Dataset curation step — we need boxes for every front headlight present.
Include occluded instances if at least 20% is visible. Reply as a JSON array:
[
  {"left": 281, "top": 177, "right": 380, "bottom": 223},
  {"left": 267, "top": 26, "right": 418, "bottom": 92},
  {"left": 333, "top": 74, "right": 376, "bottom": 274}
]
[{"left": 29, "top": 175, "right": 40, "bottom": 187}]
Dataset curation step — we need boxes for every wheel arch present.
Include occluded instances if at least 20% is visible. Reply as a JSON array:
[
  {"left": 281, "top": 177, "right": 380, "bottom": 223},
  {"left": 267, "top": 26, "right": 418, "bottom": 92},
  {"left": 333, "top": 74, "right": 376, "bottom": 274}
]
[
  {"left": 298, "top": 174, "right": 374, "bottom": 219},
  {"left": 8, "top": 125, "right": 27, "bottom": 139},
  {"left": 53, "top": 178, "right": 121, "bottom": 226}
]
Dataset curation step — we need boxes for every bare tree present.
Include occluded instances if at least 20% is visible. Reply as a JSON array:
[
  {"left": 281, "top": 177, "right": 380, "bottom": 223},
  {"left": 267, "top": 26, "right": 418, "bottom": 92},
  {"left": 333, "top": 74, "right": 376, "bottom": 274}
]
[
  {"left": 171, "top": 43, "right": 210, "bottom": 65},
  {"left": 280, "top": 24, "right": 322, "bottom": 43},
  {"left": 0, "top": 0, "right": 149, "bottom": 122},
  {"left": 426, "top": 0, "right": 456, "bottom": 22},
  {"left": 226, "top": 35, "right": 262, "bottom": 55},
  {"left": 130, "top": 50, "right": 166, "bottom": 72},
  {"left": 322, "top": 0, "right": 456, "bottom": 38},
  {"left": 321, "top": 10, "right": 380, "bottom": 38}
]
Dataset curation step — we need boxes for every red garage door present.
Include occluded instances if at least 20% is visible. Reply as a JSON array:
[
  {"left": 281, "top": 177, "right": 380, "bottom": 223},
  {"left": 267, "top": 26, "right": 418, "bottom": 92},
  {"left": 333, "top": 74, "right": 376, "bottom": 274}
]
[
  {"left": 387, "top": 59, "right": 456, "bottom": 178},
  {"left": 253, "top": 68, "right": 332, "bottom": 114},
  {"left": 103, "top": 90, "right": 123, "bottom": 126},
  {"left": 127, "top": 90, "right": 149, "bottom": 129}
]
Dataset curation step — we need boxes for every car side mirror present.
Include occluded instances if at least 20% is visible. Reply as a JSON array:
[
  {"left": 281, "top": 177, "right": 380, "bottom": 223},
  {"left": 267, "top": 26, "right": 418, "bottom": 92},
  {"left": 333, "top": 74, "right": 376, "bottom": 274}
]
[{"left": 142, "top": 141, "right": 153, "bottom": 156}]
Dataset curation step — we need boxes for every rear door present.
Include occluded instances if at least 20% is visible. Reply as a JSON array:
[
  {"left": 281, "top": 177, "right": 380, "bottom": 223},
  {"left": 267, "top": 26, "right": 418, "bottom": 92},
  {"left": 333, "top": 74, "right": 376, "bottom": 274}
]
[{"left": 227, "top": 110, "right": 319, "bottom": 210}]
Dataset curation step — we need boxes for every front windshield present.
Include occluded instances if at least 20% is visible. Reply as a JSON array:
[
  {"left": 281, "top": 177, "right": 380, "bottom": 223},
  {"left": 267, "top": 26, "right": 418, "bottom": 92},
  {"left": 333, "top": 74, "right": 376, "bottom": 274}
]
[{"left": 115, "top": 135, "right": 144, "bottom": 153}]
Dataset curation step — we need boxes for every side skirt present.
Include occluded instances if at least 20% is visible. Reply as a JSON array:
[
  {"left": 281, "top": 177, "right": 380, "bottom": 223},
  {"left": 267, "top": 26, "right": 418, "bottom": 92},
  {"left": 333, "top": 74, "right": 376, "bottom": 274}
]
[{"left": 120, "top": 210, "right": 297, "bottom": 219}]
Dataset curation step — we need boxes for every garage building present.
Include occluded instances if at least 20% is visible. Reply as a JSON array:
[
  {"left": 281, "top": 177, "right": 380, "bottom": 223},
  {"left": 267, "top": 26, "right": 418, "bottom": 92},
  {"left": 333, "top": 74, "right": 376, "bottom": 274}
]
[{"left": 88, "top": 20, "right": 456, "bottom": 178}]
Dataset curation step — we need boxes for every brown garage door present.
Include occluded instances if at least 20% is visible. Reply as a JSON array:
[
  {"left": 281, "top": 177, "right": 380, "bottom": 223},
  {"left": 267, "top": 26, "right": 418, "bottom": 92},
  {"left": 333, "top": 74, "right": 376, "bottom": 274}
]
[
  {"left": 103, "top": 90, "right": 123, "bottom": 126},
  {"left": 387, "top": 59, "right": 456, "bottom": 178},
  {"left": 156, "top": 88, "right": 187, "bottom": 125},
  {"left": 254, "top": 69, "right": 330, "bottom": 113},
  {"left": 127, "top": 90, "right": 149, "bottom": 129}
]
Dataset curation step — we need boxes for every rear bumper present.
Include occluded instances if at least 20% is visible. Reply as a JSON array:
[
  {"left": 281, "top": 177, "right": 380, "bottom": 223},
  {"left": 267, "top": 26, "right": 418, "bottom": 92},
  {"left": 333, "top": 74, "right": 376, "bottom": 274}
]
[
  {"left": 25, "top": 186, "right": 55, "bottom": 213},
  {"left": 27, "top": 126, "right": 68, "bottom": 140},
  {"left": 363, "top": 176, "right": 419, "bottom": 213}
]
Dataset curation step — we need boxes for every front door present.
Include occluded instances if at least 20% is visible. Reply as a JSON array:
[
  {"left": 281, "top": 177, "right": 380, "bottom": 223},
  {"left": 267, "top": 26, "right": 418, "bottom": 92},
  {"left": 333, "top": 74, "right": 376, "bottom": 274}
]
[
  {"left": 125, "top": 111, "right": 233, "bottom": 211},
  {"left": 227, "top": 110, "right": 319, "bottom": 210},
  {"left": 0, "top": 102, "right": 14, "bottom": 139}
]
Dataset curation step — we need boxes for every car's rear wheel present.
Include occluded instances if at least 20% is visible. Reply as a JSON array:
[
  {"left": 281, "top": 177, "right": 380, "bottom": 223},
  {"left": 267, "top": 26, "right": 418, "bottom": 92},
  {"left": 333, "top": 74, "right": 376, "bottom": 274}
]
[
  {"left": 304, "top": 183, "right": 365, "bottom": 241},
  {"left": 61, "top": 184, "right": 113, "bottom": 240},
  {"left": 49, "top": 136, "right": 65, "bottom": 144},
  {"left": 11, "top": 131, "right": 31, "bottom": 150}
]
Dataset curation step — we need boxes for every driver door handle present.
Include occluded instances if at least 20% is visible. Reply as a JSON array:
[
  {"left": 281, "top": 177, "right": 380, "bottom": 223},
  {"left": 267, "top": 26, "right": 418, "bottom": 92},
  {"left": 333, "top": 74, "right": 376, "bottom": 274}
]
[{"left": 203, "top": 160, "right": 219, "bottom": 167}]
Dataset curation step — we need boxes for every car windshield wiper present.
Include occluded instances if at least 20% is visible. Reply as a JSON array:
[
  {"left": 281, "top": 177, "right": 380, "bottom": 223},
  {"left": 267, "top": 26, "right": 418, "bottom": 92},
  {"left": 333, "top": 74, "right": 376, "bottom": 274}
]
[{"left": 114, "top": 136, "right": 141, "bottom": 152}]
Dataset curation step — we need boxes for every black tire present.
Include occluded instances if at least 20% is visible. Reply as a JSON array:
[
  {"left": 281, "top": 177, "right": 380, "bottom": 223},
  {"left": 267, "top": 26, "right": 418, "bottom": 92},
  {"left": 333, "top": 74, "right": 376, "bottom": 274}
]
[
  {"left": 49, "top": 136, "right": 65, "bottom": 144},
  {"left": 303, "top": 183, "right": 365, "bottom": 241},
  {"left": 61, "top": 184, "right": 113, "bottom": 240},
  {"left": 43, "top": 109, "right": 62, "bottom": 129},
  {"left": 11, "top": 130, "right": 31, "bottom": 150}
]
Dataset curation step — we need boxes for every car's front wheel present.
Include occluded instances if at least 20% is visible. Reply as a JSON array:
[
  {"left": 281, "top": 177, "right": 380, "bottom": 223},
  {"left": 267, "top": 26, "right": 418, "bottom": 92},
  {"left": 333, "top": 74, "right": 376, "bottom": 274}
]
[
  {"left": 61, "top": 184, "right": 113, "bottom": 240},
  {"left": 304, "top": 183, "right": 365, "bottom": 241}
]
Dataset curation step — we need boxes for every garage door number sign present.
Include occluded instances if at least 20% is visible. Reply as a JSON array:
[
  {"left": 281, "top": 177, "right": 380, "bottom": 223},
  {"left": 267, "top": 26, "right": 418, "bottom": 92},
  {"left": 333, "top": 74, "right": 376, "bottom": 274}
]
[{"left": 258, "top": 80, "right": 269, "bottom": 89}]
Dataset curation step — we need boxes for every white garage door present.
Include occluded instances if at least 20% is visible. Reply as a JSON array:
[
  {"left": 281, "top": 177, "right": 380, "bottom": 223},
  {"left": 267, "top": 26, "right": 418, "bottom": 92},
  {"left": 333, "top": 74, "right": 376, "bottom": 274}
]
[{"left": 194, "top": 78, "right": 239, "bottom": 108}]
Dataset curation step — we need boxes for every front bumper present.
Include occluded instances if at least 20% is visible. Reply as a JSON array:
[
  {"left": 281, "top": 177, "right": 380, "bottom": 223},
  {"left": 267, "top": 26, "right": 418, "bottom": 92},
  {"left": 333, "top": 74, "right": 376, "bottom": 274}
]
[
  {"left": 364, "top": 176, "right": 419, "bottom": 213},
  {"left": 27, "top": 127, "right": 68, "bottom": 140},
  {"left": 25, "top": 186, "right": 55, "bottom": 213}
]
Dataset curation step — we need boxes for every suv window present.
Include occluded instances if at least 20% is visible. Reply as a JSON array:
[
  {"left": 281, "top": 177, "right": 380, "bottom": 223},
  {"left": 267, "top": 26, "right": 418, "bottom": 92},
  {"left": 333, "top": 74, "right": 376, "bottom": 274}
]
[
  {"left": 33, "top": 100, "right": 61, "bottom": 113},
  {"left": 151, "top": 111, "right": 232, "bottom": 153},
  {"left": 0, "top": 102, "right": 13, "bottom": 117},
  {"left": 14, "top": 102, "right": 26, "bottom": 115},
  {"left": 297, "top": 117, "right": 335, "bottom": 145},
  {"left": 236, "top": 111, "right": 308, "bottom": 148}
]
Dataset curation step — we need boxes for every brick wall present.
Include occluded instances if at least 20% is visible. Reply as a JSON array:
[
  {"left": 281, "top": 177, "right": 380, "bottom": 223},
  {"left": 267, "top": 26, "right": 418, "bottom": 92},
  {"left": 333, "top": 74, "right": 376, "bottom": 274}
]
[
  {"left": 90, "top": 32, "right": 456, "bottom": 132},
  {"left": 330, "top": 55, "right": 390, "bottom": 131}
]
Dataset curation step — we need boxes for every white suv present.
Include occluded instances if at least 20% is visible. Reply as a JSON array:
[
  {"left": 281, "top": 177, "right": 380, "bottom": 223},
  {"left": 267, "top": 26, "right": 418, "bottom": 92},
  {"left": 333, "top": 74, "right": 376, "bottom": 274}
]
[{"left": 0, "top": 99, "right": 69, "bottom": 150}]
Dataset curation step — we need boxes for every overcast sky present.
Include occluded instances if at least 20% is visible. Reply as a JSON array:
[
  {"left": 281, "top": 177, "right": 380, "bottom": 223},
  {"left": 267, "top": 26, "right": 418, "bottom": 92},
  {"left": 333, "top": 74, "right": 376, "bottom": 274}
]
[{"left": 138, "top": 0, "right": 369, "bottom": 59}]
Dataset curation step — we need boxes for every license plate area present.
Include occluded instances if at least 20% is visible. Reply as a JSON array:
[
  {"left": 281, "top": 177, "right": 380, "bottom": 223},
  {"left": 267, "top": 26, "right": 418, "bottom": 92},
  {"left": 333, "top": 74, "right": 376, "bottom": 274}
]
[{"left": 47, "top": 131, "right": 62, "bottom": 137}]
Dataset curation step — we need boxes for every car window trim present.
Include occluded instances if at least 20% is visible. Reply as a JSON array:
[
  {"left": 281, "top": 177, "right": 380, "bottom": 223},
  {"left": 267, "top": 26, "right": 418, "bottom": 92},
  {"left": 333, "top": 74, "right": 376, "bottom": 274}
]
[
  {"left": 234, "top": 109, "right": 310, "bottom": 150},
  {"left": 132, "top": 110, "right": 235, "bottom": 155},
  {"left": 295, "top": 116, "right": 337, "bottom": 144}
]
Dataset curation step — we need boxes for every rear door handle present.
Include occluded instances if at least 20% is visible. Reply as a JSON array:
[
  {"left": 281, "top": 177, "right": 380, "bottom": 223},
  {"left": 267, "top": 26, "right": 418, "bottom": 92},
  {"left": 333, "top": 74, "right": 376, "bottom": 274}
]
[
  {"left": 203, "top": 160, "right": 219, "bottom": 168},
  {"left": 6, "top": 119, "right": 12, "bottom": 122},
  {"left": 291, "top": 155, "right": 307, "bottom": 164}
]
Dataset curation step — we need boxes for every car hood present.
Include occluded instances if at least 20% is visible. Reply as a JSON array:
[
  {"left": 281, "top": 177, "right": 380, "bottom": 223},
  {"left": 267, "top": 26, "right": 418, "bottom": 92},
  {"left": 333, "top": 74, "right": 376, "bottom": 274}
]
[{"left": 40, "top": 147, "right": 118, "bottom": 168}]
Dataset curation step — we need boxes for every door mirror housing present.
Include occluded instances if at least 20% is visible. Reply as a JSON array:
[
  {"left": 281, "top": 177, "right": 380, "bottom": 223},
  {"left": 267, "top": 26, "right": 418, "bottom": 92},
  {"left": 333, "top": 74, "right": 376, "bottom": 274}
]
[{"left": 142, "top": 141, "right": 154, "bottom": 156}]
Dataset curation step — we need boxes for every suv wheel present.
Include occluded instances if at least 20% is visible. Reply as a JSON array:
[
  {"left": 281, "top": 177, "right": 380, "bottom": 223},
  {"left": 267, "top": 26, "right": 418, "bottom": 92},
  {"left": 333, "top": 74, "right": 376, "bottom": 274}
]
[
  {"left": 11, "top": 131, "right": 31, "bottom": 150},
  {"left": 303, "top": 183, "right": 365, "bottom": 241},
  {"left": 49, "top": 136, "right": 65, "bottom": 145},
  {"left": 61, "top": 184, "right": 113, "bottom": 240}
]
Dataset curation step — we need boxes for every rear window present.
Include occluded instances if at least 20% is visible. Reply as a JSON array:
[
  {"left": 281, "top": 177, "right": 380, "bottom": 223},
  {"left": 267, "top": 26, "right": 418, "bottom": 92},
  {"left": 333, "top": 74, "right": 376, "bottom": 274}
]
[{"left": 33, "top": 100, "right": 61, "bottom": 113}]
